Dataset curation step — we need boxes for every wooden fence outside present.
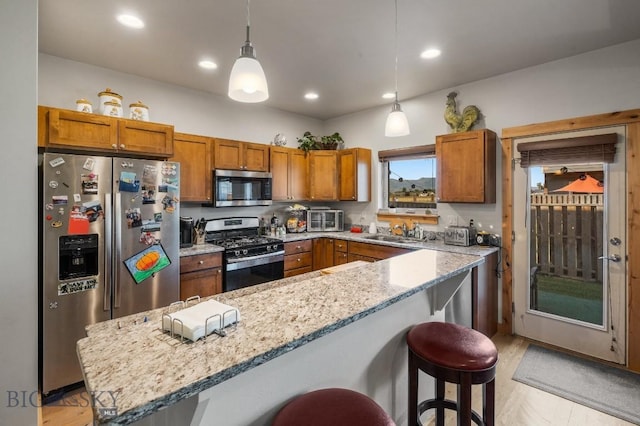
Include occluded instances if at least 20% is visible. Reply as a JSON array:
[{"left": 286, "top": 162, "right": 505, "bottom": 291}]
[{"left": 530, "top": 193, "right": 604, "bottom": 282}]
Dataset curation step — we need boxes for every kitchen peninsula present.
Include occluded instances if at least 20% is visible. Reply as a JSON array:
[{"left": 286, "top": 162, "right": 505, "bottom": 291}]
[{"left": 77, "top": 249, "right": 484, "bottom": 425}]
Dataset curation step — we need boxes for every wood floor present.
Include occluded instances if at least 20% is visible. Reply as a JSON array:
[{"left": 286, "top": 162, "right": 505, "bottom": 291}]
[{"left": 39, "top": 333, "right": 634, "bottom": 426}]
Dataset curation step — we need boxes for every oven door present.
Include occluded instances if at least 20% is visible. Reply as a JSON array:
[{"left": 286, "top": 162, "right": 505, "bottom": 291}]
[{"left": 224, "top": 251, "right": 284, "bottom": 292}]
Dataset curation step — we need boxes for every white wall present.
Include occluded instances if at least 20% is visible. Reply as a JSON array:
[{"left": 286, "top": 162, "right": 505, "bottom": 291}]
[
  {"left": 0, "top": 0, "right": 38, "bottom": 424},
  {"left": 329, "top": 38, "right": 640, "bottom": 233}
]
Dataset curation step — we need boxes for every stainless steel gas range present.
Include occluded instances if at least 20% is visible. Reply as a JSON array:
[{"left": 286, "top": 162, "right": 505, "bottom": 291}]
[{"left": 204, "top": 217, "right": 284, "bottom": 292}]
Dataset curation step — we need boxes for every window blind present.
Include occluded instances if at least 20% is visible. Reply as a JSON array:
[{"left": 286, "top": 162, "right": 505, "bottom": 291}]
[
  {"left": 378, "top": 144, "right": 435, "bottom": 161},
  {"left": 517, "top": 133, "right": 617, "bottom": 168}
]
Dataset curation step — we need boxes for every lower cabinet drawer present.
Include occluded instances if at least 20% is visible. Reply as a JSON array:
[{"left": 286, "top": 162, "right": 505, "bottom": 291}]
[
  {"left": 180, "top": 252, "right": 222, "bottom": 273},
  {"left": 334, "top": 251, "right": 349, "bottom": 265},
  {"left": 348, "top": 253, "right": 377, "bottom": 263},
  {"left": 285, "top": 252, "right": 312, "bottom": 270}
]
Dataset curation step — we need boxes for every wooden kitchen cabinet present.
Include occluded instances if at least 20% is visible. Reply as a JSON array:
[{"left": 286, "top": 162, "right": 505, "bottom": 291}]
[
  {"left": 339, "top": 148, "right": 372, "bottom": 201},
  {"left": 171, "top": 132, "right": 213, "bottom": 202},
  {"left": 312, "top": 238, "right": 335, "bottom": 270},
  {"left": 40, "top": 106, "right": 174, "bottom": 158},
  {"left": 348, "top": 241, "right": 412, "bottom": 261},
  {"left": 179, "top": 253, "right": 223, "bottom": 300},
  {"left": 270, "top": 146, "right": 309, "bottom": 201},
  {"left": 214, "top": 138, "right": 269, "bottom": 171},
  {"left": 436, "top": 129, "right": 496, "bottom": 203},
  {"left": 472, "top": 252, "right": 498, "bottom": 337},
  {"left": 284, "top": 240, "right": 313, "bottom": 277},
  {"left": 309, "top": 150, "right": 338, "bottom": 201},
  {"left": 334, "top": 239, "right": 349, "bottom": 265}
]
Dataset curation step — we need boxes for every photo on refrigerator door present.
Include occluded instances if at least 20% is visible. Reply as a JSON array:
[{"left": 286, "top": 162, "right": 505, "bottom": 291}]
[{"left": 123, "top": 244, "right": 171, "bottom": 284}]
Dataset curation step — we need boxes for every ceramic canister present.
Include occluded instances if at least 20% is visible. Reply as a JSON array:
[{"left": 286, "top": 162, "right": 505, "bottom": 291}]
[
  {"left": 129, "top": 100, "right": 149, "bottom": 121},
  {"left": 97, "top": 88, "right": 123, "bottom": 114},
  {"left": 103, "top": 100, "right": 123, "bottom": 117},
  {"left": 75, "top": 99, "right": 92, "bottom": 113}
]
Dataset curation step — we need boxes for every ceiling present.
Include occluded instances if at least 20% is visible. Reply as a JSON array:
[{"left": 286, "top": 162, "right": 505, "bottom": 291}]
[{"left": 39, "top": 1, "right": 640, "bottom": 120}]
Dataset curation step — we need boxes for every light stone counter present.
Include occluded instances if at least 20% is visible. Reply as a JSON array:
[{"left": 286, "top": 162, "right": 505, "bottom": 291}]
[
  {"left": 179, "top": 231, "right": 499, "bottom": 258},
  {"left": 78, "top": 249, "right": 483, "bottom": 425}
]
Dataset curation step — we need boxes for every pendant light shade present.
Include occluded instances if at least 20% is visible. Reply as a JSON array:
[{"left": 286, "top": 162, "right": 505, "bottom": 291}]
[
  {"left": 228, "top": 0, "right": 268, "bottom": 103},
  {"left": 385, "top": 99, "right": 410, "bottom": 137},
  {"left": 385, "top": 0, "right": 410, "bottom": 137}
]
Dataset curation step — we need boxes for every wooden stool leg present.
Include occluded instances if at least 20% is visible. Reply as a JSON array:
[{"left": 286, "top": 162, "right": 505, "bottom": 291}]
[
  {"left": 409, "top": 350, "right": 418, "bottom": 426},
  {"left": 484, "top": 378, "right": 495, "bottom": 426},
  {"left": 457, "top": 374, "right": 472, "bottom": 426},
  {"left": 435, "top": 378, "right": 445, "bottom": 426}
]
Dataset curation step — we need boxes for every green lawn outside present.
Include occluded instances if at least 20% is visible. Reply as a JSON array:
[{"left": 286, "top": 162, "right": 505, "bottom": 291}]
[{"left": 533, "top": 274, "right": 604, "bottom": 325}]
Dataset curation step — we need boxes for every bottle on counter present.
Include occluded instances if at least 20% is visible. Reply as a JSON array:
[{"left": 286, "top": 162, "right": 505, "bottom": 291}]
[{"left": 259, "top": 217, "right": 266, "bottom": 236}]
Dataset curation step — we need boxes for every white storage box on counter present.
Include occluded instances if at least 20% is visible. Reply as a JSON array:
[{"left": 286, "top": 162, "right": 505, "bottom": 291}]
[{"left": 162, "top": 300, "right": 240, "bottom": 342}]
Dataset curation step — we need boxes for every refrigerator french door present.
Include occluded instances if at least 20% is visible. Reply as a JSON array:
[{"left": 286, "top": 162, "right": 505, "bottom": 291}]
[{"left": 40, "top": 153, "right": 180, "bottom": 395}]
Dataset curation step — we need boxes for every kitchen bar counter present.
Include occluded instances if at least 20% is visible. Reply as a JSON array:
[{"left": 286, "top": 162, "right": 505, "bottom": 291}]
[{"left": 78, "top": 249, "right": 483, "bottom": 425}]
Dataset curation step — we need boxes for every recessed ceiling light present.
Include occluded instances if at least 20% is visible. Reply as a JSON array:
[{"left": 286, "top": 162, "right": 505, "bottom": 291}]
[
  {"left": 382, "top": 92, "right": 395, "bottom": 99},
  {"left": 420, "top": 48, "right": 441, "bottom": 59},
  {"left": 117, "top": 14, "right": 145, "bottom": 29},
  {"left": 198, "top": 60, "right": 218, "bottom": 70},
  {"left": 304, "top": 92, "right": 319, "bottom": 100}
]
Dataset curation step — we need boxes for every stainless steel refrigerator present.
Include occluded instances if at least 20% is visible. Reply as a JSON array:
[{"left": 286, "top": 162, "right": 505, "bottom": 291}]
[{"left": 40, "top": 152, "right": 180, "bottom": 395}]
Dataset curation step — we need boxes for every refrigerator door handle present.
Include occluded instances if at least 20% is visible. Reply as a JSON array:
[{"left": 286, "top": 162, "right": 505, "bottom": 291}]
[
  {"left": 104, "top": 193, "right": 113, "bottom": 312},
  {"left": 114, "top": 192, "right": 122, "bottom": 309}
]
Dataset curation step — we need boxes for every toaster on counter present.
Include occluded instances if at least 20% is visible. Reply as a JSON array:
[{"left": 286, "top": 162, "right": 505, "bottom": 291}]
[{"left": 444, "top": 226, "right": 477, "bottom": 246}]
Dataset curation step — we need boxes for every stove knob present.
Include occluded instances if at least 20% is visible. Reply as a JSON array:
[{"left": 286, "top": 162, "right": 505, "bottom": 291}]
[
  {"left": 266, "top": 245, "right": 272, "bottom": 251},
  {"left": 234, "top": 250, "right": 240, "bottom": 257},
  {"left": 272, "top": 244, "right": 279, "bottom": 251},
  {"left": 243, "top": 249, "right": 248, "bottom": 255}
]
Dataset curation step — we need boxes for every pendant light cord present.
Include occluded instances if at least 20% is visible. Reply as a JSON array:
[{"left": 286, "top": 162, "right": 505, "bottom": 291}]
[
  {"left": 245, "top": 0, "right": 251, "bottom": 43},
  {"left": 394, "top": 0, "right": 399, "bottom": 103}
]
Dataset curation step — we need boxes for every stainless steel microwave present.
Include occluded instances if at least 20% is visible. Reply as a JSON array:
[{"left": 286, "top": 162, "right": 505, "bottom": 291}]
[
  {"left": 213, "top": 169, "right": 272, "bottom": 207},
  {"left": 307, "top": 209, "right": 344, "bottom": 232}
]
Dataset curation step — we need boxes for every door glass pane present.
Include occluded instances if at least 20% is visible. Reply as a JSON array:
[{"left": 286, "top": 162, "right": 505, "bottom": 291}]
[{"left": 529, "top": 164, "right": 605, "bottom": 326}]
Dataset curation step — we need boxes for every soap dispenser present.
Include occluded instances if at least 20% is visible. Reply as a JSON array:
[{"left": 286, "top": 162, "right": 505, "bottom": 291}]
[{"left": 368, "top": 222, "right": 377, "bottom": 234}]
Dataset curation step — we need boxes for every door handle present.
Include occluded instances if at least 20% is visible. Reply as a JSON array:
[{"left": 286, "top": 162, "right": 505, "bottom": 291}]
[{"left": 598, "top": 254, "right": 621, "bottom": 262}]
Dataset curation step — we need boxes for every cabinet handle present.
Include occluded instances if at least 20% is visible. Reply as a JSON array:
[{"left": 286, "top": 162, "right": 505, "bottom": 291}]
[
  {"left": 296, "top": 245, "right": 302, "bottom": 249},
  {"left": 112, "top": 144, "right": 117, "bottom": 149},
  {"left": 297, "top": 258, "right": 301, "bottom": 262},
  {"left": 198, "top": 260, "right": 204, "bottom": 264},
  {"left": 120, "top": 144, "right": 126, "bottom": 149},
  {"left": 217, "top": 269, "right": 221, "bottom": 274}
]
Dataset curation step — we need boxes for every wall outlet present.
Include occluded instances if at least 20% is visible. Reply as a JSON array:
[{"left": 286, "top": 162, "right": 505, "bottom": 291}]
[{"left": 447, "top": 215, "right": 458, "bottom": 226}]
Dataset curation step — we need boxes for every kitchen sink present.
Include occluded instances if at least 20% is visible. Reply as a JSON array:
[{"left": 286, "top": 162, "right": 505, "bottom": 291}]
[{"left": 363, "top": 234, "right": 415, "bottom": 244}]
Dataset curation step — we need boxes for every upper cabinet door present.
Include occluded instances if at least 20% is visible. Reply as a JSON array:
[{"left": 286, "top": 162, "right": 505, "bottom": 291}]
[
  {"left": 339, "top": 148, "right": 371, "bottom": 201},
  {"left": 309, "top": 150, "right": 338, "bottom": 201},
  {"left": 436, "top": 129, "right": 496, "bottom": 203},
  {"left": 270, "top": 146, "right": 309, "bottom": 201},
  {"left": 171, "top": 132, "right": 213, "bottom": 202},
  {"left": 244, "top": 142, "right": 269, "bottom": 172},
  {"left": 47, "top": 108, "right": 117, "bottom": 152},
  {"left": 117, "top": 119, "right": 174, "bottom": 157},
  {"left": 214, "top": 139, "right": 243, "bottom": 170}
]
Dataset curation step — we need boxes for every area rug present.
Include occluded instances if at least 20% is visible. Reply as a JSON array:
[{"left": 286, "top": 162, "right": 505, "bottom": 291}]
[{"left": 512, "top": 344, "right": 640, "bottom": 424}]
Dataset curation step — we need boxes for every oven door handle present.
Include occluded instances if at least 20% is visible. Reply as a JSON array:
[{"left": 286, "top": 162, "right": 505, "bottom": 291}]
[{"left": 226, "top": 251, "right": 285, "bottom": 270}]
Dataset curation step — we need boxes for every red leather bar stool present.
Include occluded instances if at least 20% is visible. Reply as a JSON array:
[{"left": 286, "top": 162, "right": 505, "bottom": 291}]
[
  {"left": 407, "top": 322, "right": 498, "bottom": 426},
  {"left": 272, "top": 388, "right": 396, "bottom": 426}
]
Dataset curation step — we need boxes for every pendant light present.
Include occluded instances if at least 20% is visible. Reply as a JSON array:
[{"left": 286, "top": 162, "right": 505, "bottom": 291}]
[
  {"left": 385, "top": 0, "right": 410, "bottom": 137},
  {"left": 228, "top": 0, "right": 269, "bottom": 103}
]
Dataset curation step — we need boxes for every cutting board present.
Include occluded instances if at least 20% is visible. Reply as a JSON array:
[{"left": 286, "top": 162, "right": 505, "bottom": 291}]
[{"left": 320, "top": 260, "right": 369, "bottom": 275}]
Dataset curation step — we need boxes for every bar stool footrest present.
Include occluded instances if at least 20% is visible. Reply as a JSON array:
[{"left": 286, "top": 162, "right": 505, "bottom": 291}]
[{"left": 417, "top": 398, "right": 484, "bottom": 426}]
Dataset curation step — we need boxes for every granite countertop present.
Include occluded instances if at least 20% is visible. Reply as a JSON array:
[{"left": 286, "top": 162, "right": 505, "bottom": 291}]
[
  {"left": 78, "top": 249, "right": 484, "bottom": 424},
  {"left": 179, "top": 231, "right": 499, "bottom": 257}
]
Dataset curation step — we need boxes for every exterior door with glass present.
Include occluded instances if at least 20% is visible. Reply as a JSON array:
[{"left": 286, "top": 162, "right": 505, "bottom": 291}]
[{"left": 512, "top": 126, "right": 626, "bottom": 364}]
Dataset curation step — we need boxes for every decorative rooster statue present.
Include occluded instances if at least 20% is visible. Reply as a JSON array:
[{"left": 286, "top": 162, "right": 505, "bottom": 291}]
[{"left": 444, "top": 92, "right": 481, "bottom": 133}]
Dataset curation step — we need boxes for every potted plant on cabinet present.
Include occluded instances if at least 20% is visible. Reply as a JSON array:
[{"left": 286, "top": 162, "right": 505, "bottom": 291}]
[
  {"left": 297, "top": 131, "right": 319, "bottom": 153},
  {"left": 319, "top": 132, "right": 344, "bottom": 150}
]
